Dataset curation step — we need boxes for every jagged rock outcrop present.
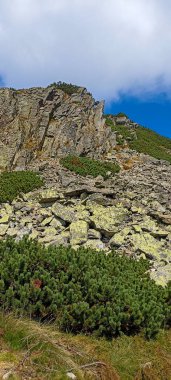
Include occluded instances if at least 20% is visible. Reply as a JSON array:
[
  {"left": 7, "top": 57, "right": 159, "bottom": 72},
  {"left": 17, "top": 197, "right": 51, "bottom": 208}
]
[{"left": 0, "top": 85, "right": 116, "bottom": 169}]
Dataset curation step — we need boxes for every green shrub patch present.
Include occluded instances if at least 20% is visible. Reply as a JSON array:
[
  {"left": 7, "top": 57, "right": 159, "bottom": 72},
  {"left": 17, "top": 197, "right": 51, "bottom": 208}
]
[
  {"left": 0, "top": 238, "right": 170, "bottom": 339},
  {"left": 48, "top": 81, "right": 80, "bottom": 95},
  {"left": 0, "top": 171, "right": 43, "bottom": 202},
  {"left": 60, "top": 155, "right": 120, "bottom": 178}
]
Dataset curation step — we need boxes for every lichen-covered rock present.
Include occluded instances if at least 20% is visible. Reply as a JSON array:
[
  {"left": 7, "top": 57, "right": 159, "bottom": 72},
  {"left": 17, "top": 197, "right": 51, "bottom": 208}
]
[
  {"left": 131, "top": 232, "right": 170, "bottom": 262},
  {"left": 38, "top": 189, "right": 61, "bottom": 203},
  {"left": 139, "top": 216, "right": 158, "bottom": 233},
  {"left": 43, "top": 227, "right": 57, "bottom": 236},
  {"left": 109, "top": 227, "right": 131, "bottom": 247},
  {"left": 49, "top": 231, "right": 70, "bottom": 247},
  {"left": 70, "top": 220, "right": 88, "bottom": 246},
  {"left": 41, "top": 216, "right": 53, "bottom": 226},
  {"left": 29, "top": 230, "right": 39, "bottom": 240},
  {"left": 39, "top": 208, "right": 52, "bottom": 217},
  {"left": 50, "top": 217, "right": 65, "bottom": 230},
  {"left": 0, "top": 214, "right": 10, "bottom": 224},
  {"left": 0, "top": 224, "right": 9, "bottom": 236},
  {"left": 20, "top": 216, "right": 33, "bottom": 226},
  {"left": 83, "top": 239, "right": 105, "bottom": 251},
  {"left": 88, "top": 229, "right": 101, "bottom": 239},
  {"left": 150, "top": 263, "right": 171, "bottom": 286},
  {"left": 90, "top": 204, "right": 128, "bottom": 237},
  {"left": 74, "top": 205, "right": 90, "bottom": 222},
  {"left": 52, "top": 202, "right": 75, "bottom": 223},
  {"left": 6, "top": 227, "right": 18, "bottom": 237}
]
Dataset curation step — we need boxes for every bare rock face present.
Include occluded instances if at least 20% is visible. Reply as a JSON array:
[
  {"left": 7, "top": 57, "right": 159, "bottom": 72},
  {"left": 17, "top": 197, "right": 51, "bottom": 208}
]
[{"left": 0, "top": 85, "right": 116, "bottom": 169}]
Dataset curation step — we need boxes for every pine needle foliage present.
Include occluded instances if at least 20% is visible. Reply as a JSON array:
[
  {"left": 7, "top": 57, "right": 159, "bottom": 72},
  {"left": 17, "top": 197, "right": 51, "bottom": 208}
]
[
  {"left": 48, "top": 81, "right": 80, "bottom": 95},
  {"left": 60, "top": 155, "right": 120, "bottom": 178},
  {"left": 0, "top": 238, "right": 170, "bottom": 339},
  {"left": 0, "top": 171, "right": 43, "bottom": 202}
]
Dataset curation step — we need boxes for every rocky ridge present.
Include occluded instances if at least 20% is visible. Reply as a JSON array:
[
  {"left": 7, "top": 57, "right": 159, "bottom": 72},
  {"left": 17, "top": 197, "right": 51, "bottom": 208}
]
[{"left": 0, "top": 85, "right": 116, "bottom": 170}]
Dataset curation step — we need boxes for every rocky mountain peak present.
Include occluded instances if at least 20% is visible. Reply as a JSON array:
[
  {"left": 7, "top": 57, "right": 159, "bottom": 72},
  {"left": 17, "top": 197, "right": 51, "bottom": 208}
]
[{"left": 0, "top": 84, "right": 116, "bottom": 170}]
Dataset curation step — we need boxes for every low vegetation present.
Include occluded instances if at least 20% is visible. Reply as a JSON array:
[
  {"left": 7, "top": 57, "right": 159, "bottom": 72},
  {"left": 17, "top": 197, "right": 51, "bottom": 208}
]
[
  {"left": 105, "top": 115, "right": 171, "bottom": 163},
  {"left": 48, "top": 81, "right": 80, "bottom": 95},
  {"left": 0, "top": 171, "right": 43, "bottom": 202},
  {"left": 130, "top": 126, "right": 171, "bottom": 163},
  {"left": 0, "top": 314, "right": 170, "bottom": 380},
  {"left": 105, "top": 116, "right": 133, "bottom": 145},
  {"left": 116, "top": 112, "right": 128, "bottom": 118},
  {"left": 60, "top": 155, "right": 120, "bottom": 178},
  {"left": 0, "top": 238, "right": 170, "bottom": 340}
]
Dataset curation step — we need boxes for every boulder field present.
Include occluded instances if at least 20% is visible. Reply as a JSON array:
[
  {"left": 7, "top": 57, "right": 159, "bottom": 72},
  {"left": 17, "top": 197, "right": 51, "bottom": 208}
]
[{"left": 0, "top": 147, "right": 171, "bottom": 287}]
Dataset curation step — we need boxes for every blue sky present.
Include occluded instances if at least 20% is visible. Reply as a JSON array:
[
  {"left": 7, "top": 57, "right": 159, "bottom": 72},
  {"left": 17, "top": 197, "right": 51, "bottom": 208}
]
[{"left": 0, "top": 0, "right": 171, "bottom": 139}]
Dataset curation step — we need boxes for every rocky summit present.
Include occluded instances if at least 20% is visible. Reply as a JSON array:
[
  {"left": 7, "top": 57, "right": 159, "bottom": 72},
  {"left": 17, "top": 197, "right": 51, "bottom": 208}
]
[
  {"left": 0, "top": 84, "right": 115, "bottom": 170},
  {"left": 0, "top": 84, "right": 171, "bottom": 287}
]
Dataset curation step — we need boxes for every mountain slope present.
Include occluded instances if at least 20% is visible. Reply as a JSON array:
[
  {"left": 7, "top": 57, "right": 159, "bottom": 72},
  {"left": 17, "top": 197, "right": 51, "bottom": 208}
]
[
  {"left": 105, "top": 114, "right": 171, "bottom": 163},
  {"left": 0, "top": 314, "right": 170, "bottom": 380}
]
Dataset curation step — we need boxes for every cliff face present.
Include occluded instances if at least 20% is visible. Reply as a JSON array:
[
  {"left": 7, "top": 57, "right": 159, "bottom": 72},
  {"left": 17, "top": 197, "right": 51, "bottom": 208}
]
[{"left": 0, "top": 85, "right": 115, "bottom": 169}]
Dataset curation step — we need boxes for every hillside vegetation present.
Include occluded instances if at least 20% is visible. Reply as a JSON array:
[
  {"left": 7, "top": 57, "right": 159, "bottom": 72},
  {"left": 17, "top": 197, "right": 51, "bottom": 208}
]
[
  {"left": 0, "top": 238, "right": 170, "bottom": 340},
  {"left": 130, "top": 126, "right": 171, "bottom": 163},
  {"left": 0, "top": 313, "right": 170, "bottom": 379},
  {"left": 48, "top": 81, "right": 80, "bottom": 95},
  {"left": 105, "top": 116, "right": 171, "bottom": 163},
  {"left": 60, "top": 155, "right": 120, "bottom": 178},
  {"left": 0, "top": 171, "right": 43, "bottom": 202}
]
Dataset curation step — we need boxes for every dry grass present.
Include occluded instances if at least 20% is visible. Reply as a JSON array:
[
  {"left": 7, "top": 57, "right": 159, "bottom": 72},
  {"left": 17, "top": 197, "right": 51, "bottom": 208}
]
[
  {"left": 0, "top": 314, "right": 170, "bottom": 379},
  {"left": 0, "top": 314, "right": 119, "bottom": 380}
]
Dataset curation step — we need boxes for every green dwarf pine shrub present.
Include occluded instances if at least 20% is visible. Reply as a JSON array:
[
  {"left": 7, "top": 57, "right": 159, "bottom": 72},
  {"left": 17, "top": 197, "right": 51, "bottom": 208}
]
[
  {"left": 48, "top": 81, "right": 80, "bottom": 95},
  {"left": 0, "top": 237, "right": 170, "bottom": 339},
  {"left": 0, "top": 171, "right": 43, "bottom": 202},
  {"left": 60, "top": 155, "right": 120, "bottom": 178}
]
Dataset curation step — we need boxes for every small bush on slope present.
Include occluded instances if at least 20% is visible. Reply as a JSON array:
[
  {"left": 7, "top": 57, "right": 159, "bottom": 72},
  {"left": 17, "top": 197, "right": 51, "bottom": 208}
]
[
  {"left": 0, "top": 171, "right": 43, "bottom": 202},
  {"left": 0, "top": 238, "right": 170, "bottom": 339},
  {"left": 60, "top": 155, "right": 120, "bottom": 178}
]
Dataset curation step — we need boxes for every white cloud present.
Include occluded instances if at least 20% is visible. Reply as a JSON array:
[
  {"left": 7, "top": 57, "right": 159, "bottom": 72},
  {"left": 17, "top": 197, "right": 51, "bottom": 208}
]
[{"left": 0, "top": 0, "right": 171, "bottom": 100}]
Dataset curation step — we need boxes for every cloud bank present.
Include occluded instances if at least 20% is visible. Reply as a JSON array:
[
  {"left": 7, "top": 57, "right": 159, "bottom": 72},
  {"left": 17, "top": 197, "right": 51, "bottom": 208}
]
[{"left": 0, "top": 0, "right": 171, "bottom": 100}]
